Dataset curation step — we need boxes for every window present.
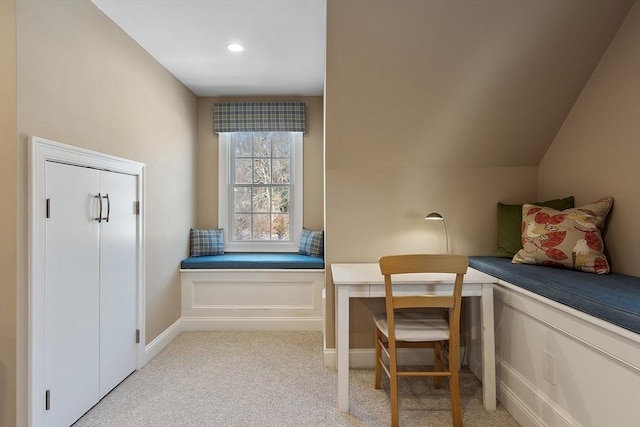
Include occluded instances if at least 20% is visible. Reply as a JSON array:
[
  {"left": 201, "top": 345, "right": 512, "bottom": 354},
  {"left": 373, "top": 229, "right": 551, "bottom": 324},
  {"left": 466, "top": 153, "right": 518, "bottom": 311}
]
[{"left": 219, "top": 132, "right": 303, "bottom": 252}]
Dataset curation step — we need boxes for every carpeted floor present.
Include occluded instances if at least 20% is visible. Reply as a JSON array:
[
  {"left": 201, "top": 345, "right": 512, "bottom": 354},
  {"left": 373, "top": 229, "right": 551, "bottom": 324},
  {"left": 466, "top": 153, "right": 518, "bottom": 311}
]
[{"left": 74, "top": 331, "right": 519, "bottom": 426}]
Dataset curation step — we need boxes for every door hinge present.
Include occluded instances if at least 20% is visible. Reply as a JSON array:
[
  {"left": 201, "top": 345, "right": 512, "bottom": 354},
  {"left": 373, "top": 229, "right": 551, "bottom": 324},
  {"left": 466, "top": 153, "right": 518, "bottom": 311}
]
[
  {"left": 136, "top": 329, "right": 140, "bottom": 344},
  {"left": 134, "top": 201, "right": 140, "bottom": 215},
  {"left": 45, "top": 389, "right": 50, "bottom": 411},
  {"left": 46, "top": 199, "right": 50, "bottom": 219}
]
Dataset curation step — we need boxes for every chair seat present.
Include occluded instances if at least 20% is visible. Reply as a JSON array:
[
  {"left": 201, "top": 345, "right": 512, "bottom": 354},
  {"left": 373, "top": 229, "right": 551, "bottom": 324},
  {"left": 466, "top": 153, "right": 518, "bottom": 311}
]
[{"left": 374, "top": 312, "right": 450, "bottom": 342}]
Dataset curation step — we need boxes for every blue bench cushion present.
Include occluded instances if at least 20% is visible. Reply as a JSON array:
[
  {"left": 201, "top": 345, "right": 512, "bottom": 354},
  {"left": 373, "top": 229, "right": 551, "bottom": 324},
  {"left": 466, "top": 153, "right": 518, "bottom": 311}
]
[
  {"left": 469, "top": 256, "right": 640, "bottom": 334},
  {"left": 181, "top": 253, "right": 325, "bottom": 270}
]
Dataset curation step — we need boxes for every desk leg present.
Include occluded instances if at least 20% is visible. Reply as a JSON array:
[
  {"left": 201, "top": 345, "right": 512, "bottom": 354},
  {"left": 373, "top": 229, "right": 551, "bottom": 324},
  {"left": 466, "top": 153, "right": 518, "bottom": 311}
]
[
  {"left": 336, "top": 285, "right": 349, "bottom": 412},
  {"left": 481, "top": 283, "right": 497, "bottom": 410}
]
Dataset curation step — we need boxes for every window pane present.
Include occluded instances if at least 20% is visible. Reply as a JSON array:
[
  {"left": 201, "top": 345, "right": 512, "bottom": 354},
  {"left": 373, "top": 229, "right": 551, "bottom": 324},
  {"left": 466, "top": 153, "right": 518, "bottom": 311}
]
[
  {"left": 252, "top": 214, "right": 270, "bottom": 240},
  {"left": 233, "top": 214, "right": 251, "bottom": 240},
  {"left": 234, "top": 134, "right": 252, "bottom": 157},
  {"left": 224, "top": 131, "right": 298, "bottom": 245},
  {"left": 235, "top": 159, "right": 252, "bottom": 184},
  {"left": 252, "top": 186, "right": 270, "bottom": 212},
  {"left": 253, "top": 133, "right": 271, "bottom": 157},
  {"left": 271, "top": 186, "right": 289, "bottom": 213},
  {"left": 272, "top": 135, "right": 291, "bottom": 157},
  {"left": 253, "top": 159, "right": 271, "bottom": 184},
  {"left": 272, "top": 214, "right": 289, "bottom": 240},
  {"left": 272, "top": 159, "right": 289, "bottom": 184},
  {"left": 233, "top": 187, "right": 251, "bottom": 213}
]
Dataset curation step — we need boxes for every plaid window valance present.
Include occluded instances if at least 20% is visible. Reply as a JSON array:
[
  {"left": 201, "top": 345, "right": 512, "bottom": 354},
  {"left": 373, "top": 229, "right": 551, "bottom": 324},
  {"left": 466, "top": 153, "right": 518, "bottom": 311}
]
[{"left": 213, "top": 102, "right": 306, "bottom": 133}]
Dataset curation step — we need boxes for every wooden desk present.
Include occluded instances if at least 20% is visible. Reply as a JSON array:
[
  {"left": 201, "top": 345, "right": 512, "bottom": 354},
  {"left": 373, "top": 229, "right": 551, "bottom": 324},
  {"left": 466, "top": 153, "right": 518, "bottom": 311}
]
[{"left": 331, "top": 263, "right": 497, "bottom": 412}]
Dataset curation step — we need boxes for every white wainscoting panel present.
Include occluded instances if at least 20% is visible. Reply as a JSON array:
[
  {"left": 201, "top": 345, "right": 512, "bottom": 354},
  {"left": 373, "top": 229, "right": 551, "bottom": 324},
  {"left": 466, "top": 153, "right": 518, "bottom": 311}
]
[
  {"left": 181, "top": 269, "right": 325, "bottom": 330},
  {"left": 493, "top": 282, "right": 640, "bottom": 427}
]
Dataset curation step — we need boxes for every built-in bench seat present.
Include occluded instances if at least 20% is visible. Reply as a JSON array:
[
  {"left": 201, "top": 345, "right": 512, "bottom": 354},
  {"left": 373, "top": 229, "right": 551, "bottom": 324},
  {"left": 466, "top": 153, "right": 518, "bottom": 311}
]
[
  {"left": 179, "top": 252, "right": 325, "bottom": 331},
  {"left": 181, "top": 252, "right": 325, "bottom": 270},
  {"left": 468, "top": 256, "right": 640, "bottom": 427},
  {"left": 469, "top": 256, "right": 640, "bottom": 334}
]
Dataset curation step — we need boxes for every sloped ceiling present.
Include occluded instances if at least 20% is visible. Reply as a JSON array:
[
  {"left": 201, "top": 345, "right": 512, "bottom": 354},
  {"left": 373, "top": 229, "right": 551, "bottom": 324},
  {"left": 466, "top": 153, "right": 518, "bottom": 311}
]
[
  {"left": 91, "top": 0, "right": 326, "bottom": 96},
  {"left": 325, "top": 0, "right": 635, "bottom": 168}
]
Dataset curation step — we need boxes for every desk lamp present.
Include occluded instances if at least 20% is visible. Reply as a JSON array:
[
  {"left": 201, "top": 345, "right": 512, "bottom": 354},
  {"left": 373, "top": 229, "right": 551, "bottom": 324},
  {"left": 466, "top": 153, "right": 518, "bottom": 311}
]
[{"left": 425, "top": 212, "right": 449, "bottom": 254}]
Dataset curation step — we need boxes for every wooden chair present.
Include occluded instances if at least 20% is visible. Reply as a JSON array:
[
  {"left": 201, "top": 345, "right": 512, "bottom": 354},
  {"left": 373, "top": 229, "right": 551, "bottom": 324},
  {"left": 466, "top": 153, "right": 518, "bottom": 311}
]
[{"left": 374, "top": 254, "right": 469, "bottom": 427}]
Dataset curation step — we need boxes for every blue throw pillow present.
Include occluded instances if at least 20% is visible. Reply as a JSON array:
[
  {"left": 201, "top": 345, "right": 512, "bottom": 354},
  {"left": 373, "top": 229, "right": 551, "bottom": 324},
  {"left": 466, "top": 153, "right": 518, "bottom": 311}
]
[
  {"left": 299, "top": 228, "right": 324, "bottom": 258},
  {"left": 190, "top": 228, "right": 224, "bottom": 257}
]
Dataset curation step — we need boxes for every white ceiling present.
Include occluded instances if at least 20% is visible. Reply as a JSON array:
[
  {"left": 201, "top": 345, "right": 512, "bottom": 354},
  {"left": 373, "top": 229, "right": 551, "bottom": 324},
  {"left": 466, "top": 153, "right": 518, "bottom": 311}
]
[{"left": 91, "top": 0, "right": 326, "bottom": 97}]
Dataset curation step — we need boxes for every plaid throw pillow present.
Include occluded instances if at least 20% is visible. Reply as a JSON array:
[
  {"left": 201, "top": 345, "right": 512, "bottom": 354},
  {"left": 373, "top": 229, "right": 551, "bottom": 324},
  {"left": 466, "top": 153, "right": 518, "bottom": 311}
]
[
  {"left": 190, "top": 228, "right": 224, "bottom": 257},
  {"left": 299, "top": 228, "right": 324, "bottom": 258}
]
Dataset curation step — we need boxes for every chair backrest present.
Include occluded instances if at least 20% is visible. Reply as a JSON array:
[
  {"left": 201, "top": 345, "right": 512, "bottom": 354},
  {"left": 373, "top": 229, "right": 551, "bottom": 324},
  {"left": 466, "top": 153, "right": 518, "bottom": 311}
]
[{"left": 378, "top": 254, "right": 469, "bottom": 339}]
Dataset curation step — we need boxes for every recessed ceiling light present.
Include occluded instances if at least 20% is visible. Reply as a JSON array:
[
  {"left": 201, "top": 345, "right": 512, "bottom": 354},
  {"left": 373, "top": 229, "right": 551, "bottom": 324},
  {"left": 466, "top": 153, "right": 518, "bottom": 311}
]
[{"left": 226, "top": 43, "right": 245, "bottom": 53}]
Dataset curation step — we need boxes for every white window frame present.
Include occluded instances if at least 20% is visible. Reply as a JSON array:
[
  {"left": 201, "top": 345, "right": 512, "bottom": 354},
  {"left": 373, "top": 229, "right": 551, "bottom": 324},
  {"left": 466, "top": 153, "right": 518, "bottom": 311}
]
[{"left": 218, "top": 132, "right": 303, "bottom": 252}]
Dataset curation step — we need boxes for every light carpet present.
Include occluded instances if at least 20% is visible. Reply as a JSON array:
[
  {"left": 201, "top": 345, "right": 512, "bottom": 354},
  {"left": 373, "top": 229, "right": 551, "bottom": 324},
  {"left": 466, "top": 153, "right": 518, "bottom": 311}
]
[{"left": 74, "top": 331, "right": 519, "bottom": 427}]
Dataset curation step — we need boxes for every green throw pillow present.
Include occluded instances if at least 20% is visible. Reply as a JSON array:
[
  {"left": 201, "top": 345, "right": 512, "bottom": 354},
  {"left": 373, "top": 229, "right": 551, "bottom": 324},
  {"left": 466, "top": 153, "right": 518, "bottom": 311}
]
[{"left": 496, "top": 196, "right": 574, "bottom": 258}]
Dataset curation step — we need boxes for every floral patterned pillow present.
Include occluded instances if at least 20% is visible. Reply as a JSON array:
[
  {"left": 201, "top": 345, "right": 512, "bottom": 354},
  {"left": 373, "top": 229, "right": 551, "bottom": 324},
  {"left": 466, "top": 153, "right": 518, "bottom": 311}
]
[{"left": 512, "top": 197, "right": 613, "bottom": 274}]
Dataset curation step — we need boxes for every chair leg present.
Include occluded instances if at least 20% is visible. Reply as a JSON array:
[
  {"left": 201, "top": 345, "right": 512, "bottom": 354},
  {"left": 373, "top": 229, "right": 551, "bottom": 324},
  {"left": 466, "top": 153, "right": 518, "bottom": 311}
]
[
  {"left": 433, "top": 341, "right": 442, "bottom": 389},
  {"left": 374, "top": 328, "right": 382, "bottom": 389},
  {"left": 449, "top": 348, "right": 462, "bottom": 427},
  {"left": 389, "top": 349, "right": 399, "bottom": 427}
]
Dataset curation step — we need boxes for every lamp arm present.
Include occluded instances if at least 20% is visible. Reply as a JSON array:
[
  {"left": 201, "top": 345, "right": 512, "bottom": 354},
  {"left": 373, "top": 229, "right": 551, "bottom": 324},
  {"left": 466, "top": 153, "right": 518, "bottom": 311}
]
[{"left": 442, "top": 219, "right": 450, "bottom": 254}]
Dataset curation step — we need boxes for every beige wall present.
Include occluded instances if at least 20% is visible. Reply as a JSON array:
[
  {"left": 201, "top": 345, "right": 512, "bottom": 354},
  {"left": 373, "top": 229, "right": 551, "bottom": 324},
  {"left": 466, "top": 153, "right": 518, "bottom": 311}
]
[
  {"left": 323, "top": 0, "right": 583, "bottom": 349},
  {"left": 324, "top": 0, "right": 631, "bottom": 171},
  {"left": 539, "top": 2, "right": 640, "bottom": 276},
  {"left": 196, "top": 96, "right": 324, "bottom": 231},
  {"left": 324, "top": 0, "right": 634, "bottom": 349},
  {"left": 0, "top": 1, "right": 17, "bottom": 424},
  {"left": 15, "top": 0, "right": 197, "bottom": 420},
  {"left": 325, "top": 167, "right": 539, "bottom": 346}
]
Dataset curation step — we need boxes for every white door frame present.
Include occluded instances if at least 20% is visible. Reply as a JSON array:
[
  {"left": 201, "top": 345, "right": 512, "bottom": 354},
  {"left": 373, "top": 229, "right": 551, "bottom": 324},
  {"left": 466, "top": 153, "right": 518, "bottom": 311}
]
[{"left": 28, "top": 136, "right": 146, "bottom": 427}]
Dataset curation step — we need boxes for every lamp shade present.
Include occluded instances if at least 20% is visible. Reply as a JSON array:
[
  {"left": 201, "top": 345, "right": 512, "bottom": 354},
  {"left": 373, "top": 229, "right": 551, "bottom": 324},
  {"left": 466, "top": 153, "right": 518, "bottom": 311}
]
[{"left": 424, "top": 212, "right": 444, "bottom": 220}]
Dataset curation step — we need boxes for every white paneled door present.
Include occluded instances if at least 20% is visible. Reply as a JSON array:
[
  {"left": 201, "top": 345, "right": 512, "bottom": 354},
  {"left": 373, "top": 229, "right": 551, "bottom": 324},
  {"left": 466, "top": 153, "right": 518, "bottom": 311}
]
[
  {"left": 45, "top": 162, "right": 101, "bottom": 427},
  {"left": 98, "top": 169, "right": 137, "bottom": 398},
  {"left": 44, "top": 161, "right": 137, "bottom": 427}
]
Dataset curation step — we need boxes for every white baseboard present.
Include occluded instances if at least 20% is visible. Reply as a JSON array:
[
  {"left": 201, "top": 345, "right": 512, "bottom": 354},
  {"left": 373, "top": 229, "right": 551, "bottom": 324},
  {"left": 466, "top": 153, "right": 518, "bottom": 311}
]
[
  {"left": 496, "top": 375, "right": 540, "bottom": 427},
  {"left": 181, "top": 317, "right": 323, "bottom": 331},
  {"left": 496, "top": 359, "right": 579, "bottom": 427},
  {"left": 324, "top": 347, "right": 336, "bottom": 368},
  {"left": 143, "top": 318, "right": 182, "bottom": 365}
]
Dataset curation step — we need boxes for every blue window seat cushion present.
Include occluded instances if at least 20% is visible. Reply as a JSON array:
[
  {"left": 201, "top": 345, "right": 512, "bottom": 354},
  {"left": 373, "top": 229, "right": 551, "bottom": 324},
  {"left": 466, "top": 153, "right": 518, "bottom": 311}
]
[
  {"left": 181, "top": 253, "right": 325, "bottom": 270},
  {"left": 469, "top": 256, "right": 640, "bottom": 335}
]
